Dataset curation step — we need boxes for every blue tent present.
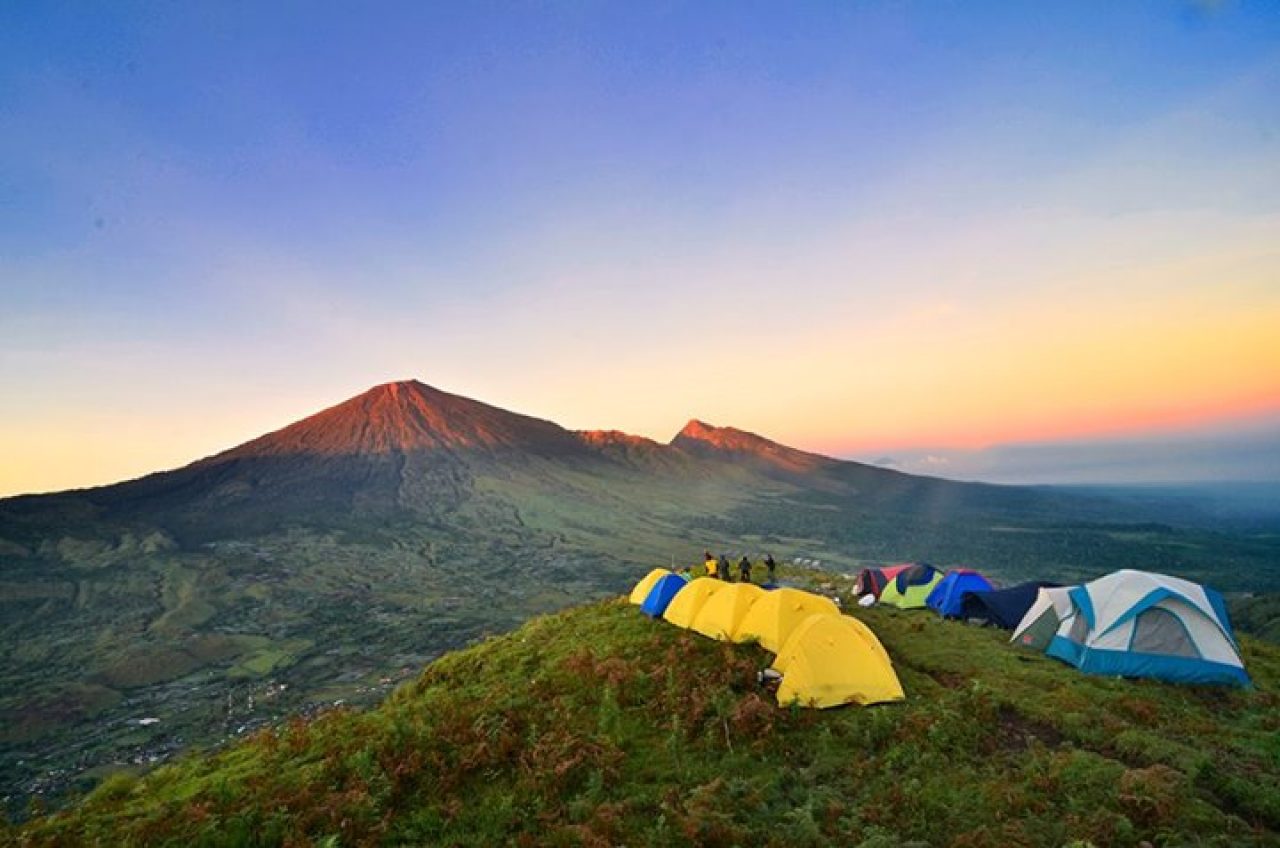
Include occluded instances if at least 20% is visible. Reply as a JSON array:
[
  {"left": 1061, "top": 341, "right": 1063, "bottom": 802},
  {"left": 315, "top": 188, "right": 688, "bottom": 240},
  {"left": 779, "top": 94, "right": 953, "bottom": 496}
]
[
  {"left": 961, "top": 581, "right": 1059, "bottom": 629},
  {"left": 640, "top": 573, "right": 689, "bottom": 617},
  {"left": 926, "top": 570, "right": 996, "bottom": 618}
]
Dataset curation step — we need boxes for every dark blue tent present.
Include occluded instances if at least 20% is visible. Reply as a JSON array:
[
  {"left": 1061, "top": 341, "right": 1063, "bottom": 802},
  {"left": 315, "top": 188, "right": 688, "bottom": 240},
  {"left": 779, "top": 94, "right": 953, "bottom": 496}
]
[
  {"left": 960, "top": 581, "right": 1061, "bottom": 629},
  {"left": 640, "top": 573, "right": 689, "bottom": 617}
]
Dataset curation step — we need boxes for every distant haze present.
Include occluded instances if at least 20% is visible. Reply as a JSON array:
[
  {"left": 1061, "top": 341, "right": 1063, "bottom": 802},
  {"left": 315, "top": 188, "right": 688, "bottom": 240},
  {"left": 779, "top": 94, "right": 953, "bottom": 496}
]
[{"left": 859, "top": 413, "right": 1280, "bottom": 485}]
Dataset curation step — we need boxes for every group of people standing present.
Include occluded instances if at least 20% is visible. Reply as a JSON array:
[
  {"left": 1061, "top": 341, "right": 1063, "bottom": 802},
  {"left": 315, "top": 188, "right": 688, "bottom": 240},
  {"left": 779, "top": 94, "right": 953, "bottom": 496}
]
[{"left": 694, "top": 550, "right": 777, "bottom": 584}]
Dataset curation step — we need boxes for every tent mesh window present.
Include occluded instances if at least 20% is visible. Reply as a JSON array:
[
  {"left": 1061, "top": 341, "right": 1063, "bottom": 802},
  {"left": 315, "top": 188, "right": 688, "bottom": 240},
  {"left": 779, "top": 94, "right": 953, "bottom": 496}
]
[{"left": 1131, "top": 607, "right": 1199, "bottom": 658}]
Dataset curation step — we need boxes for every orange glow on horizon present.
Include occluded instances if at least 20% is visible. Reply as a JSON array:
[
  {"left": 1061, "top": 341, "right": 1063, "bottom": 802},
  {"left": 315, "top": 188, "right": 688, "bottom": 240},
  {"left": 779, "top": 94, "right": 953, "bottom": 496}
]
[{"left": 2, "top": 246, "right": 1278, "bottom": 496}]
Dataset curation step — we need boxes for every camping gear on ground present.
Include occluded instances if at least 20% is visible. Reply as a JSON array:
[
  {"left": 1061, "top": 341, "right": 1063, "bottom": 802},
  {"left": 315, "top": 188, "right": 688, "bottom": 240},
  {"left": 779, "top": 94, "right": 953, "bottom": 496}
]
[
  {"left": 771, "top": 614, "right": 905, "bottom": 708},
  {"left": 663, "top": 577, "right": 728, "bottom": 629},
  {"left": 628, "top": 568, "right": 670, "bottom": 605},
  {"left": 1011, "top": 569, "right": 1249, "bottom": 686},
  {"left": 853, "top": 564, "right": 911, "bottom": 599},
  {"left": 640, "top": 573, "right": 690, "bottom": 618},
  {"left": 733, "top": 587, "right": 839, "bottom": 651},
  {"left": 878, "top": 564, "right": 944, "bottom": 609},
  {"left": 926, "top": 569, "right": 996, "bottom": 618},
  {"left": 691, "top": 582, "right": 765, "bottom": 640},
  {"left": 962, "top": 581, "right": 1060, "bottom": 629}
]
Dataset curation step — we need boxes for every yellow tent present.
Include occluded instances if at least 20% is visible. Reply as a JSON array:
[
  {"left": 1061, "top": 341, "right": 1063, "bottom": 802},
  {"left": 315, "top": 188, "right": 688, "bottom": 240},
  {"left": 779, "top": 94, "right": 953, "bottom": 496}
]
[
  {"left": 772, "top": 614, "right": 905, "bottom": 708},
  {"left": 628, "top": 568, "right": 671, "bottom": 605},
  {"left": 690, "top": 583, "right": 765, "bottom": 641},
  {"left": 733, "top": 588, "right": 839, "bottom": 651},
  {"left": 663, "top": 578, "right": 727, "bottom": 629}
]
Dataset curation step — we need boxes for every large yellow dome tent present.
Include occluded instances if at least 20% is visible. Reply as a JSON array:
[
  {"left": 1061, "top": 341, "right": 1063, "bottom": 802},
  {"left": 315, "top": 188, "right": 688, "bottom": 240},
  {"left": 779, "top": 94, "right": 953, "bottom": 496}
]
[
  {"left": 772, "top": 614, "right": 905, "bottom": 708},
  {"left": 690, "top": 582, "right": 765, "bottom": 641},
  {"left": 663, "top": 578, "right": 728, "bottom": 629},
  {"left": 628, "top": 568, "right": 671, "bottom": 605},
  {"left": 733, "top": 588, "right": 839, "bottom": 651}
]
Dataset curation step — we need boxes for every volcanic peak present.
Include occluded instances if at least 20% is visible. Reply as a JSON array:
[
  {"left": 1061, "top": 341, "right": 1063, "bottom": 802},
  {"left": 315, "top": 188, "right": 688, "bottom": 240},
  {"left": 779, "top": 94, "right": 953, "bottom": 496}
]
[
  {"left": 213, "top": 380, "right": 582, "bottom": 460},
  {"left": 671, "top": 418, "right": 831, "bottom": 472}
]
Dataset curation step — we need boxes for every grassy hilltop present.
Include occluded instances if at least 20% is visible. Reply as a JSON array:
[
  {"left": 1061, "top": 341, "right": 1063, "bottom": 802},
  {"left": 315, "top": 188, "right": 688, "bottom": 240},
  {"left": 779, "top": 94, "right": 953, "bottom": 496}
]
[{"left": 8, "top": 575, "right": 1279, "bottom": 848}]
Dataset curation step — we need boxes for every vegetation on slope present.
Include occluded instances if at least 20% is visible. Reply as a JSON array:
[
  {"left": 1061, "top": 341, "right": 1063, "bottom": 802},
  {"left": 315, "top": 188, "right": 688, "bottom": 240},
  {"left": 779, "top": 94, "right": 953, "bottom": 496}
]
[
  {"left": 8, "top": 589, "right": 1279, "bottom": 847},
  {"left": 1233, "top": 595, "right": 1280, "bottom": 646}
]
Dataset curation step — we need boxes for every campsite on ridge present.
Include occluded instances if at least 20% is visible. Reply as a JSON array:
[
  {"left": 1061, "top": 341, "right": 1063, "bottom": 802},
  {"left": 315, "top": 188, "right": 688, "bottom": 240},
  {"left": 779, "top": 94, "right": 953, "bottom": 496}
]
[{"left": 9, "top": 578, "right": 1280, "bottom": 846}]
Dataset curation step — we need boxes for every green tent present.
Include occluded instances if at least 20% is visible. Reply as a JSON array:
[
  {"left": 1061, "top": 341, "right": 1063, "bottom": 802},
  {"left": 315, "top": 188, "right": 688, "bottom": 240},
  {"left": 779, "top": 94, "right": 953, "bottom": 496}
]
[{"left": 879, "top": 564, "right": 944, "bottom": 609}]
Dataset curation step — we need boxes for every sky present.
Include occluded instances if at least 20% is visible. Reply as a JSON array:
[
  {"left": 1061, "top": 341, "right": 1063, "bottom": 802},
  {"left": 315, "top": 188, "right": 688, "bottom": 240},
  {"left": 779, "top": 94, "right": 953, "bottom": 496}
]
[{"left": 2, "top": 1, "right": 1279, "bottom": 496}]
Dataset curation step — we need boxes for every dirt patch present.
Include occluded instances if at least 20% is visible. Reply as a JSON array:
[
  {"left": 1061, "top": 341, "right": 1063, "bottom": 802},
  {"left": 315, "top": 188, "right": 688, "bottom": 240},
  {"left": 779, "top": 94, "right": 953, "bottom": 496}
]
[
  {"left": 931, "top": 670, "right": 969, "bottom": 689},
  {"left": 993, "top": 703, "right": 1064, "bottom": 752}
]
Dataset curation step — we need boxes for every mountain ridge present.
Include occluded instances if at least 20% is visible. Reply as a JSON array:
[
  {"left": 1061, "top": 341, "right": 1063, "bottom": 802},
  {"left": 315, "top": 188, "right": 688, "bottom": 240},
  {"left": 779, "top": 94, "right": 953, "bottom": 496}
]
[
  {"left": 671, "top": 417, "right": 834, "bottom": 473},
  {"left": 0, "top": 380, "right": 854, "bottom": 505}
]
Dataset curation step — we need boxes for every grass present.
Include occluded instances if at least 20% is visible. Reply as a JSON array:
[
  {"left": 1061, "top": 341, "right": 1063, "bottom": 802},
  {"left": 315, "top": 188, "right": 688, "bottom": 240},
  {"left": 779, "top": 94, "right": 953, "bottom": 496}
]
[{"left": 8, "top": 586, "right": 1279, "bottom": 848}]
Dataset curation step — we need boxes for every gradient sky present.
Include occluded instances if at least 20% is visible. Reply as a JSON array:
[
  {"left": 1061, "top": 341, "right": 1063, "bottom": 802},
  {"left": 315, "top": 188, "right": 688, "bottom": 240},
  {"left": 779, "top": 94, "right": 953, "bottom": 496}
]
[{"left": 2, "top": 1, "right": 1279, "bottom": 495}]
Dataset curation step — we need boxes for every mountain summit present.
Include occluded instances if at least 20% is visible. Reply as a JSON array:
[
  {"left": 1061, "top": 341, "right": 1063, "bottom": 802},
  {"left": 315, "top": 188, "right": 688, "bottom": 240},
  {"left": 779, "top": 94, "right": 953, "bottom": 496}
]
[
  {"left": 671, "top": 418, "right": 832, "bottom": 473},
  {"left": 215, "top": 380, "right": 584, "bottom": 460}
]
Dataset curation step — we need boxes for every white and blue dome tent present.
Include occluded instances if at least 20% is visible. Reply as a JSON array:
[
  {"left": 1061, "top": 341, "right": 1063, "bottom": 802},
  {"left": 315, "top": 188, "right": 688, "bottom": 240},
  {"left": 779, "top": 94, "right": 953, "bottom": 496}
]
[{"left": 1012, "top": 570, "right": 1249, "bottom": 687}]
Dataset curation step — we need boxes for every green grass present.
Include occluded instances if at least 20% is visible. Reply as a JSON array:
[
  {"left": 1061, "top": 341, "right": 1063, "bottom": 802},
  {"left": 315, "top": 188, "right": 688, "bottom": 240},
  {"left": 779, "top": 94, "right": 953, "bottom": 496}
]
[{"left": 9, "top": 589, "right": 1279, "bottom": 848}]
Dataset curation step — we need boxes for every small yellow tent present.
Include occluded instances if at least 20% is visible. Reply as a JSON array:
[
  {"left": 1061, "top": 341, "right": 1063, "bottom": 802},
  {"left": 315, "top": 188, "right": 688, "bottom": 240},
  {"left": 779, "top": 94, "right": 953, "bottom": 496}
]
[
  {"left": 628, "top": 568, "right": 671, "bottom": 605},
  {"left": 663, "top": 578, "right": 727, "bottom": 629},
  {"left": 733, "top": 588, "right": 839, "bottom": 651},
  {"left": 772, "top": 614, "right": 905, "bottom": 708},
  {"left": 690, "top": 583, "right": 765, "bottom": 640}
]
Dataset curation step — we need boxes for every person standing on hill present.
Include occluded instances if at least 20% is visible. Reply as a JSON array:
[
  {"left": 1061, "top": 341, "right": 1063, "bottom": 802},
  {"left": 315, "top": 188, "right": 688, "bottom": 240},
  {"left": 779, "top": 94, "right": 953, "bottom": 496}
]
[
  {"left": 764, "top": 553, "right": 777, "bottom": 583},
  {"left": 738, "top": 555, "right": 752, "bottom": 584},
  {"left": 719, "top": 554, "right": 732, "bottom": 582},
  {"left": 704, "top": 551, "right": 716, "bottom": 577}
]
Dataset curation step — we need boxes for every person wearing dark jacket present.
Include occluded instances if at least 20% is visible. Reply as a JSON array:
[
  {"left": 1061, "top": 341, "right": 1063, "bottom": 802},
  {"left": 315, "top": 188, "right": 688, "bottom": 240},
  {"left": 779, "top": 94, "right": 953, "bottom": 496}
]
[
  {"left": 764, "top": 554, "right": 777, "bottom": 583},
  {"left": 738, "top": 556, "right": 752, "bottom": 584},
  {"left": 718, "top": 554, "right": 732, "bottom": 582}
]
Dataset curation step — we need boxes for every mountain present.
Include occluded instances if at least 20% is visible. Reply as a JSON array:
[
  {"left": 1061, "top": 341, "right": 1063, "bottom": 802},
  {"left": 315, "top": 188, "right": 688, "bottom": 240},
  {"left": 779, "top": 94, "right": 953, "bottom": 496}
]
[
  {"left": 11, "top": 380, "right": 599, "bottom": 541},
  {"left": 671, "top": 418, "right": 834, "bottom": 474},
  {"left": 215, "top": 380, "right": 586, "bottom": 458},
  {"left": 2, "top": 379, "right": 1279, "bottom": 817},
  {"left": 9, "top": 585, "right": 1279, "bottom": 846}
]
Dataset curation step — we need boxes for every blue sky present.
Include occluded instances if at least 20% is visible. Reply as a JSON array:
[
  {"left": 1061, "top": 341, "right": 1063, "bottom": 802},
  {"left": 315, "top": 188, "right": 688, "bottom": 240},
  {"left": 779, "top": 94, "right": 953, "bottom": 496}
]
[{"left": 2, "top": 2, "right": 1278, "bottom": 494}]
